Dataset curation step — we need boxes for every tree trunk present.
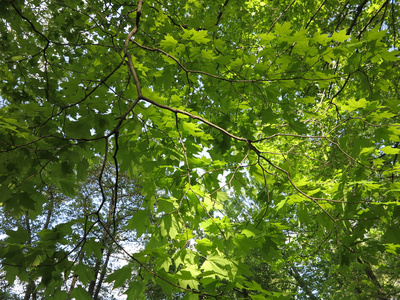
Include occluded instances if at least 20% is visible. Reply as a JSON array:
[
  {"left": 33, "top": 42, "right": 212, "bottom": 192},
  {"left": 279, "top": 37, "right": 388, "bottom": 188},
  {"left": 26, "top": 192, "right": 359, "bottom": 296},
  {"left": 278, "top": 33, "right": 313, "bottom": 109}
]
[
  {"left": 289, "top": 266, "right": 319, "bottom": 300},
  {"left": 23, "top": 212, "right": 37, "bottom": 300},
  {"left": 93, "top": 248, "right": 112, "bottom": 299}
]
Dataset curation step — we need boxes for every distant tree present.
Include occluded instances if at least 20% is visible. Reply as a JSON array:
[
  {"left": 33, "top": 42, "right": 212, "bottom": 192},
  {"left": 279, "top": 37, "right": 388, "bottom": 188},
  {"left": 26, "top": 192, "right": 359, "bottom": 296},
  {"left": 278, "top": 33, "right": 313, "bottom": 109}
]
[{"left": 0, "top": 163, "right": 143, "bottom": 299}]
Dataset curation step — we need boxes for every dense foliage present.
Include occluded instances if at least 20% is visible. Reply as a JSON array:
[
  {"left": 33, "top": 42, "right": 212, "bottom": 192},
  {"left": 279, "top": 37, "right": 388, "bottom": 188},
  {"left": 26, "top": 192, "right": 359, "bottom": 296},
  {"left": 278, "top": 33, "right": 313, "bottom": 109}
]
[{"left": 1, "top": 0, "right": 399, "bottom": 299}]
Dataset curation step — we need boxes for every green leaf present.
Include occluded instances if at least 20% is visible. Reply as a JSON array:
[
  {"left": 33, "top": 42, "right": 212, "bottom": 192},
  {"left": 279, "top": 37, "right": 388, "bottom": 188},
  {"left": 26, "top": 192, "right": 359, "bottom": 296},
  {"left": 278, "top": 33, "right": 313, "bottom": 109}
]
[
  {"left": 331, "top": 29, "right": 349, "bottom": 43},
  {"left": 11, "top": 56, "right": 23, "bottom": 61},
  {"left": 384, "top": 226, "right": 400, "bottom": 244},
  {"left": 201, "top": 260, "right": 229, "bottom": 278},
  {"left": 342, "top": 98, "right": 368, "bottom": 112},
  {"left": 73, "top": 263, "right": 95, "bottom": 285},
  {"left": 71, "top": 286, "right": 92, "bottom": 300},
  {"left": 275, "top": 199, "right": 287, "bottom": 211},
  {"left": 1, "top": 1, "right": 399, "bottom": 298},
  {"left": 84, "top": 238, "right": 104, "bottom": 260},
  {"left": 126, "top": 281, "right": 146, "bottom": 299},
  {"left": 160, "top": 34, "right": 178, "bottom": 49},
  {"left": 274, "top": 22, "right": 292, "bottom": 37},
  {"left": 383, "top": 244, "right": 400, "bottom": 255},
  {"left": 183, "top": 293, "right": 199, "bottom": 300},
  {"left": 191, "top": 30, "right": 210, "bottom": 44},
  {"left": 125, "top": 210, "right": 150, "bottom": 238},
  {"left": 241, "top": 229, "right": 257, "bottom": 238},
  {"left": 249, "top": 294, "right": 268, "bottom": 300},
  {"left": 182, "top": 121, "right": 205, "bottom": 137},
  {"left": 105, "top": 265, "right": 132, "bottom": 288},
  {"left": 4, "top": 227, "right": 30, "bottom": 244},
  {"left": 160, "top": 214, "right": 180, "bottom": 239},
  {"left": 52, "top": 290, "right": 69, "bottom": 300},
  {"left": 381, "top": 146, "right": 400, "bottom": 155}
]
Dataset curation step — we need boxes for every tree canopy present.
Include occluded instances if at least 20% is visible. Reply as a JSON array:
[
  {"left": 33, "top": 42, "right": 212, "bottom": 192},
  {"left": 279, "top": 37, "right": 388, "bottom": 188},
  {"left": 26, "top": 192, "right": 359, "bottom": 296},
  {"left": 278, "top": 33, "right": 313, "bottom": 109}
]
[{"left": 1, "top": 0, "right": 400, "bottom": 299}]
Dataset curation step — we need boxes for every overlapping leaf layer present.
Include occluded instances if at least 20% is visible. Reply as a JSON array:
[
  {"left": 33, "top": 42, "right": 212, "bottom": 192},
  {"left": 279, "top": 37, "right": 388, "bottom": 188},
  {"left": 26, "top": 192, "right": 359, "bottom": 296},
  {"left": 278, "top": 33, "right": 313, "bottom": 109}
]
[{"left": 0, "top": 0, "right": 399, "bottom": 299}]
